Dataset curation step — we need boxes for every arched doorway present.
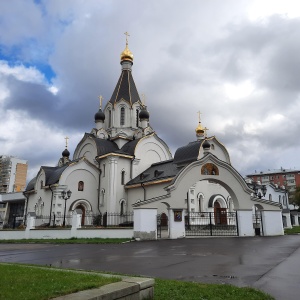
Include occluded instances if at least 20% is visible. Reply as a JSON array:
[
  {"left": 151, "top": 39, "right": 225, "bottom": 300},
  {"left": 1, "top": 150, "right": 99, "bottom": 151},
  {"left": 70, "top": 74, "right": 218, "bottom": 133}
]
[
  {"left": 75, "top": 204, "right": 85, "bottom": 226},
  {"left": 214, "top": 201, "right": 227, "bottom": 225}
]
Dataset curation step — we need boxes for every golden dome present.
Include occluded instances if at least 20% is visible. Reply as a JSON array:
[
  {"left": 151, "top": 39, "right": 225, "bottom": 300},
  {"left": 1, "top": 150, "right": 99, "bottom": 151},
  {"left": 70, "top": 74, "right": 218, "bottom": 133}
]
[
  {"left": 195, "top": 122, "right": 205, "bottom": 135},
  {"left": 120, "top": 44, "right": 133, "bottom": 62}
]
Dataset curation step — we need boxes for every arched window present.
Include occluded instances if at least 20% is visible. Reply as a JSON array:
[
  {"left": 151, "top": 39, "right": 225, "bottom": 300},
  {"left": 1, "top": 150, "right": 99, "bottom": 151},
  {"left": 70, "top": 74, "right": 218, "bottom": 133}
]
[
  {"left": 198, "top": 193, "right": 204, "bottom": 212},
  {"left": 101, "top": 189, "right": 105, "bottom": 206},
  {"left": 121, "top": 170, "right": 125, "bottom": 185},
  {"left": 120, "top": 107, "right": 125, "bottom": 126},
  {"left": 40, "top": 180, "right": 43, "bottom": 189},
  {"left": 103, "top": 164, "right": 106, "bottom": 177},
  {"left": 78, "top": 181, "right": 84, "bottom": 191},
  {"left": 269, "top": 194, "right": 272, "bottom": 201},
  {"left": 211, "top": 144, "right": 215, "bottom": 150},
  {"left": 120, "top": 200, "right": 125, "bottom": 215},
  {"left": 279, "top": 195, "right": 281, "bottom": 203}
]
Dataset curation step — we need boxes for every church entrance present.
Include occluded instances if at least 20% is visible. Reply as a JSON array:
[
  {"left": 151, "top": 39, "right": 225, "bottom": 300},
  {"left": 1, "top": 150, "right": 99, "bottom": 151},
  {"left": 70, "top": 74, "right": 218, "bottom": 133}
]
[
  {"left": 214, "top": 201, "right": 227, "bottom": 225},
  {"left": 75, "top": 204, "right": 86, "bottom": 226}
]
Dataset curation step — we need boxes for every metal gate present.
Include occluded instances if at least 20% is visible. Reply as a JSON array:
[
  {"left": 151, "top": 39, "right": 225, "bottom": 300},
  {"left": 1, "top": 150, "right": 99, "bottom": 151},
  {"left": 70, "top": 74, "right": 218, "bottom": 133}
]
[
  {"left": 157, "top": 213, "right": 168, "bottom": 239},
  {"left": 185, "top": 211, "right": 238, "bottom": 236}
]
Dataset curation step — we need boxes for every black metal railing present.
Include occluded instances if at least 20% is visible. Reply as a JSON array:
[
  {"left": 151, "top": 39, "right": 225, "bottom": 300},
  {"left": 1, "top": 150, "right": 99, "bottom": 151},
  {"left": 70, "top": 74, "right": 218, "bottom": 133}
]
[
  {"left": 185, "top": 211, "right": 238, "bottom": 236},
  {"left": 81, "top": 212, "right": 134, "bottom": 228}
]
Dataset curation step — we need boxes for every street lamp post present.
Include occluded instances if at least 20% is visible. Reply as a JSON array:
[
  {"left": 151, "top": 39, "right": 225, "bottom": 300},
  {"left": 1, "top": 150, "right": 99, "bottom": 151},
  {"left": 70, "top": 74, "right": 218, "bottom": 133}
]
[{"left": 61, "top": 190, "right": 72, "bottom": 227}]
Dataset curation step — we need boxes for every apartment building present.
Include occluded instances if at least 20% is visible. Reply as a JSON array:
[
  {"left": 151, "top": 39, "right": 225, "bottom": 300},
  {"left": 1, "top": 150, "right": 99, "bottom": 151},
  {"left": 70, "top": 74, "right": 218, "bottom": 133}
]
[
  {"left": 246, "top": 168, "right": 300, "bottom": 194},
  {"left": 0, "top": 155, "right": 28, "bottom": 193}
]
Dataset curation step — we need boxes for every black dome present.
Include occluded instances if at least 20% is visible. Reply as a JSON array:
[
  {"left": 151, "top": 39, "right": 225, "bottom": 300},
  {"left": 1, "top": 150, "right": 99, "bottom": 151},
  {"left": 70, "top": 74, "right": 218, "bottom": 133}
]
[
  {"left": 62, "top": 148, "right": 70, "bottom": 157},
  {"left": 94, "top": 109, "right": 105, "bottom": 122},
  {"left": 139, "top": 107, "right": 149, "bottom": 120},
  {"left": 203, "top": 140, "right": 210, "bottom": 150}
]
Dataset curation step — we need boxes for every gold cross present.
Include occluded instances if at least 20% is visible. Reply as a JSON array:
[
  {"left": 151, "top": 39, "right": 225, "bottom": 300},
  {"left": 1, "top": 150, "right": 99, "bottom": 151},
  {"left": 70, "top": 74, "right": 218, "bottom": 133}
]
[
  {"left": 124, "top": 32, "right": 130, "bottom": 46},
  {"left": 98, "top": 95, "right": 103, "bottom": 109},
  {"left": 197, "top": 111, "right": 202, "bottom": 123},
  {"left": 141, "top": 93, "right": 146, "bottom": 105},
  {"left": 65, "top": 136, "right": 69, "bottom": 148},
  {"left": 204, "top": 127, "right": 209, "bottom": 138}
]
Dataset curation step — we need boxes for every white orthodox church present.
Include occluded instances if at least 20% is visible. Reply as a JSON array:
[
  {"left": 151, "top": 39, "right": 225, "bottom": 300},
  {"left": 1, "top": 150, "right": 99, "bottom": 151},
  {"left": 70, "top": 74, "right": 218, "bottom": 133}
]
[{"left": 24, "top": 38, "right": 284, "bottom": 238}]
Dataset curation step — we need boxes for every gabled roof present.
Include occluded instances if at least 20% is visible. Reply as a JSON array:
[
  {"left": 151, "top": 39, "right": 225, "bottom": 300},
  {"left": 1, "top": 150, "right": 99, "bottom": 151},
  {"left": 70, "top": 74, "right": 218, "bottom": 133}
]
[
  {"left": 109, "top": 69, "right": 141, "bottom": 106},
  {"left": 25, "top": 164, "right": 69, "bottom": 192},
  {"left": 126, "top": 159, "right": 180, "bottom": 187}
]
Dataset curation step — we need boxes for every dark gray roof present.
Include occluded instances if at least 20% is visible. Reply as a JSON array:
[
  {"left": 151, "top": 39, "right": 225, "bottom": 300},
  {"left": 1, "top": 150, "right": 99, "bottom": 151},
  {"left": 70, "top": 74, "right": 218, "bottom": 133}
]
[
  {"left": 126, "top": 159, "right": 180, "bottom": 186},
  {"left": 25, "top": 177, "right": 37, "bottom": 191},
  {"left": 25, "top": 164, "right": 69, "bottom": 192},
  {"left": 109, "top": 70, "right": 141, "bottom": 106},
  {"left": 85, "top": 134, "right": 119, "bottom": 157},
  {"left": 173, "top": 140, "right": 203, "bottom": 165},
  {"left": 42, "top": 165, "right": 69, "bottom": 186},
  {"left": 120, "top": 138, "right": 141, "bottom": 156}
]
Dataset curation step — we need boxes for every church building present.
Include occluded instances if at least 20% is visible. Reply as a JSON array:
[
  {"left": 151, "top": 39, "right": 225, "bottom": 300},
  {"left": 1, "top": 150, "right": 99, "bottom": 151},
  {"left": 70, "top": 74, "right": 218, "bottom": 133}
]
[{"left": 24, "top": 37, "right": 283, "bottom": 237}]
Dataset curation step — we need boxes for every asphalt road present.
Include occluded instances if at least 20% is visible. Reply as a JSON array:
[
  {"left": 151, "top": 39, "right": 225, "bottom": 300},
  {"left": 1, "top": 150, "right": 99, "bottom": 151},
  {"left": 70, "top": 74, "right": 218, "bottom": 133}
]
[{"left": 1, "top": 236, "right": 300, "bottom": 300}]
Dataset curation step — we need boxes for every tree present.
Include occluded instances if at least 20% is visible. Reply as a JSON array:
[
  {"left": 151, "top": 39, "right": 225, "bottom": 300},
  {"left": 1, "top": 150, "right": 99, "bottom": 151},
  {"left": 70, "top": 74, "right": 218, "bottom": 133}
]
[{"left": 290, "top": 186, "right": 300, "bottom": 210}]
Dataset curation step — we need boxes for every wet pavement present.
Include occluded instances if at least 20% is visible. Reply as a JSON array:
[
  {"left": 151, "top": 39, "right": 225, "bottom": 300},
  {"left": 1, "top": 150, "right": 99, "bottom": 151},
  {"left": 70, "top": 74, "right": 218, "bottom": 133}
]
[{"left": 1, "top": 236, "right": 300, "bottom": 300}]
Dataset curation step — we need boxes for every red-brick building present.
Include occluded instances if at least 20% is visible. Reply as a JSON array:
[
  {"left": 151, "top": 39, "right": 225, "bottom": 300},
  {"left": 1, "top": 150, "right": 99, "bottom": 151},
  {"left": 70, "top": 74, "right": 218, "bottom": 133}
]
[{"left": 246, "top": 168, "right": 300, "bottom": 196}]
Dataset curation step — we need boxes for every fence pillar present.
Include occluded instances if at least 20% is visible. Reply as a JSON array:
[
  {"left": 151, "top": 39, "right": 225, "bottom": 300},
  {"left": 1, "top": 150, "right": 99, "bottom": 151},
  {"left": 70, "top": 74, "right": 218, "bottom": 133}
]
[
  {"left": 293, "top": 214, "right": 299, "bottom": 226},
  {"left": 133, "top": 208, "right": 157, "bottom": 240},
  {"left": 168, "top": 208, "right": 185, "bottom": 239},
  {"left": 236, "top": 209, "right": 254, "bottom": 237},
  {"left": 26, "top": 214, "right": 36, "bottom": 230},
  {"left": 261, "top": 210, "right": 284, "bottom": 236},
  {"left": 72, "top": 211, "right": 81, "bottom": 229}
]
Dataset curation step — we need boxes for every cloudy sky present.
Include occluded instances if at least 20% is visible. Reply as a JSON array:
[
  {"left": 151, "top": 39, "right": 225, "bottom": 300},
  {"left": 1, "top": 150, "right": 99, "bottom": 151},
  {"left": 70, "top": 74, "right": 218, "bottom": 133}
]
[{"left": 1, "top": 0, "right": 300, "bottom": 181}]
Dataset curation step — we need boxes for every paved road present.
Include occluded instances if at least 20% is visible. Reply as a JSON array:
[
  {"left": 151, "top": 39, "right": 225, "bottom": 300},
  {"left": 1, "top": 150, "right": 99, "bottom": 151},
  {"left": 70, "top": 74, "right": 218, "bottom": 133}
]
[{"left": 1, "top": 236, "right": 300, "bottom": 300}]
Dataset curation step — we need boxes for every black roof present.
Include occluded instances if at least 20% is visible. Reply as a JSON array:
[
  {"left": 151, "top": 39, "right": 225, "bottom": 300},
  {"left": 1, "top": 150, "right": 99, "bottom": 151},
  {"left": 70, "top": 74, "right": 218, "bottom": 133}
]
[
  {"left": 120, "top": 138, "right": 141, "bottom": 156},
  {"left": 173, "top": 140, "right": 204, "bottom": 165},
  {"left": 109, "top": 69, "right": 140, "bottom": 106},
  {"left": 25, "top": 164, "right": 69, "bottom": 192},
  {"left": 25, "top": 177, "right": 37, "bottom": 191},
  {"left": 86, "top": 134, "right": 119, "bottom": 157},
  {"left": 126, "top": 159, "right": 180, "bottom": 186}
]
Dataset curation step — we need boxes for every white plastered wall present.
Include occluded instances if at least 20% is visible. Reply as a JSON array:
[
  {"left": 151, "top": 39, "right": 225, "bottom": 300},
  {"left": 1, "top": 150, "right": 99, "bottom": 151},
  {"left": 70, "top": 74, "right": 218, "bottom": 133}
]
[{"left": 133, "top": 135, "right": 172, "bottom": 178}]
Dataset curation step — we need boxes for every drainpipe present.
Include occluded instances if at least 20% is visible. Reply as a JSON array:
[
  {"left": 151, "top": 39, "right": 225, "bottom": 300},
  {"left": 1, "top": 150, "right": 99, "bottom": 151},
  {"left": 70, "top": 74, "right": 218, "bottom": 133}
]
[
  {"left": 49, "top": 185, "right": 54, "bottom": 225},
  {"left": 97, "top": 159, "right": 102, "bottom": 214},
  {"left": 141, "top": 183, "right": 146, "bottom": 201}
]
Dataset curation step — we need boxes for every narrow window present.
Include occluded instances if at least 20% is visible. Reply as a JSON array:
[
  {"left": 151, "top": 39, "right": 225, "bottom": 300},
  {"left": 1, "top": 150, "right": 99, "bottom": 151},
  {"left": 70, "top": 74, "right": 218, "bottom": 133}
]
[
  {"left": 120, "top": 107, "right": 125, "bottom": 126},
  {"left": 121, "top": 170, "right": 125, "bottom": 185},
  {"left": 78, "top": 181, "right": 84, "bottom": 191},
  {"left": 40, "top": 180, "right": 43, "bottom": 189},
  {"left": 120, "top": 201, "right": 125, "bottom": 215},
  {"left": 136, "top": 109, "right": 139, "bottom": 127},
  {"left": 103, "top": 164, "right": 106, "bottom": 177},
  {"left": 108, "top": 110, "right": 112, "bottom": 127}
]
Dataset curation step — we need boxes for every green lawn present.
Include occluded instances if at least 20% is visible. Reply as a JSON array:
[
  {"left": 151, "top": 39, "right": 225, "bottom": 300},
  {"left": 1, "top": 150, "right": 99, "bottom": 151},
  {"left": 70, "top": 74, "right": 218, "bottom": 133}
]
[
  {"left": 284, "top": 226, "right": 300, "bottom": 235},
  {"left": 0, "top": 237, "right": 131, "bottom": 244},
  {"left": 0, "top": 264, "right": 121, "bottom": 300},
  {"left": 0, "top": 264, "right": 274, "bottom": 300}
]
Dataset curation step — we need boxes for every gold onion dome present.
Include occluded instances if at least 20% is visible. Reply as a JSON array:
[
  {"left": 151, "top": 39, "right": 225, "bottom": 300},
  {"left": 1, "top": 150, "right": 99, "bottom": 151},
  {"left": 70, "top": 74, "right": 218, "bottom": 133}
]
[
  {"left": 195, "top": 122, "right": 205, "bottom": 135},
  {"left": 120, "top": 44, "right": 133, "bottom": 62}
]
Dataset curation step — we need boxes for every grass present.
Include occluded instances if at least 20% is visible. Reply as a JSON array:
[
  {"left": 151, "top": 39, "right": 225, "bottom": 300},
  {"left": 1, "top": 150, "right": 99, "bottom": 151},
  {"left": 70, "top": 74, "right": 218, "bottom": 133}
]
[
  {"left": 0, "top": 237, "right": 131, "bottom": 244},
  {"left": 154, "top": 278, "right": 274, "bottom": 300},
  {"left": 284, "top": 226, "right": 300, "bottom": 235},
  {"left": 0, "top": 264, "right": 274, "bottom": 300},
  {"left": 0, "top": 264, "right": 121, "bottom": 300}
]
